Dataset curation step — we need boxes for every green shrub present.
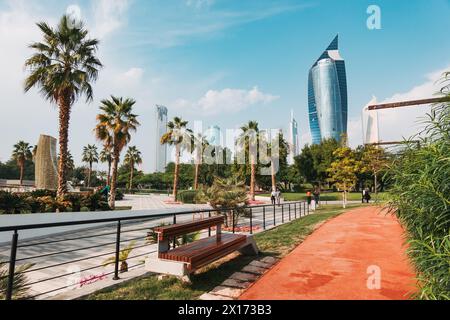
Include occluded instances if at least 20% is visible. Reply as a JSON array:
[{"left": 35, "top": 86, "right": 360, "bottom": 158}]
[
  {"left": 30, "top": 189, "right": 56, "bottom": 198},
  {"left": 0, "top": 191, "right": 28, "bottom": 214},
  {"left": 387, "top": 101, "right": 450, "bottom": 300},
  {"left": 82, "top": 192, "right": 111, "bottom": 211},
  {"left": 177, "top": 190, "right": 198, "bottom": 204},
  {"left": 115, "top": 189, "right": 124, "bottom": 201}
]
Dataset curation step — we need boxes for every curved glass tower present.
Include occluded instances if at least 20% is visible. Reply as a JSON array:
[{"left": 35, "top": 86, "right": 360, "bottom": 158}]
[{"left": 308, "top": 35, "right": 348, "bottom": 144}]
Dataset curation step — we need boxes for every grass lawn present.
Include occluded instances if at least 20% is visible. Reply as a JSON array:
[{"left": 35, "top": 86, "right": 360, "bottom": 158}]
[
  {"left": 84, "top": 204, "right": 365, "bottom": 300},
  {"left": 260, "top": 192, "right": 388, "bottom": 202}
]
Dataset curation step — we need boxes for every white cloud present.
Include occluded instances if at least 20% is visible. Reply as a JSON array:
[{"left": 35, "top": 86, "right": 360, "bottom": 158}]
[
  {"left": 91, "top": 0, "right": 130, "bottom": 39},
  {"left": 174, "top": 86, "right": 279, "bottom": 116},
  {"left": 185, "top": 0, "right": 215, "bottom": 9}
]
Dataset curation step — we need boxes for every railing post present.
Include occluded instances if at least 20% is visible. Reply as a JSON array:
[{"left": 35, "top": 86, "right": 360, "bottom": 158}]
[
  {"left": 208, "top": 211, "right": 212, "bottom": 237},
  {"left": 273, "top": 205, "right": 276, "bottom": 226},
  {"left": 303, "top": 202, "right": 306, "bottom": 217},
  {"left": 6, "top": 230, "right": 19, "bottom": 300},
  {"left": 113, "top": 221, "right": 121, "bottom": 281},
  {"left": 172, "top": 214, "right": 177, "bottom": 248},
  {"left": 307, "top": 201, "right": 310, "bottom": 215},
  {"left": 282, "top": 205, "right": 284, "bottom": 223},
  {"left": 263, "top": 206, "right": 266, "bottom": 230},
  {"left": 294, "top": 203, "right": 297, "bottom": 219},
  {"left": 249, "top": 208, "right": 253, "bottom": 235},
  {"left": 289, "top": 204, "right": 291, "bottom": 221}
]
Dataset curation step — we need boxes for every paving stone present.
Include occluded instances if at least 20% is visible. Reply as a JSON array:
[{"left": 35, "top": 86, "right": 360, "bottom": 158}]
[
  {"left": 229, "top": 272, "right": 258, "bottom": 282},
  {"left": 199, "top": 293, "right": 233, "bottom": 300},
  {"left": 222, "top": 278, "right": 253, "bottom": 289},
  {"left": 241, "top": 265, "right": 267, "bottom": 275},
  {"left": 211, "top": 286, "right": 244, "bottom": 299},
  {"left": 249, "top": 260, "right": 271, "bottom": 269},
  {"left": 259, "top": 256, "right": 279, "bottom": 266}
]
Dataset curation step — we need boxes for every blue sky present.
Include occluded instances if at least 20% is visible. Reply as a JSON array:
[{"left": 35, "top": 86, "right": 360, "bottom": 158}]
[{"left": 1, "top": 0, "right": 449, "bottom": 171}]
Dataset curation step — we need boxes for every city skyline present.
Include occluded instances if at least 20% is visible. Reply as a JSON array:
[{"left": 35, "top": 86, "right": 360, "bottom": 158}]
[
  {"left": 308, "top": 35, "right": 348, "bottom": 144},
  {"left": 152, "top": 105, "right": 168, "bottom": 173},
  {"left": 0, "top": 0, "right": 449, "bottom": 172}
]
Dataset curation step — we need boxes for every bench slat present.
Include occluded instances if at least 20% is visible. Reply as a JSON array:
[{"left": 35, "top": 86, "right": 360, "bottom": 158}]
[
  {"left": 155, "top": 216, "right": 225, "bottom": 241},
  {"left": 159, "top": 234, "right": 246, "bottom": 265}
]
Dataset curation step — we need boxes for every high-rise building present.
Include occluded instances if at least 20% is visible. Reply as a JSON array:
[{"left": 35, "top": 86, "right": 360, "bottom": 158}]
[
  {"left": 288, "top": 110, "right": 300, "bottom": 165},
  {"left": 152, "top": 105, "right": 168, "bottom": 173},
  {"left": 308, "top": 35, "right": 348, "bottom": 144},
  {"left": 205, "top": 125, "right": 221, "bottom": 146}
]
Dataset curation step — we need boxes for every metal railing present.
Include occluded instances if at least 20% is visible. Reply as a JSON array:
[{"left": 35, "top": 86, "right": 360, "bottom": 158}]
[{"left": 0, "top": 201, "right": 309, "bottom": 300}]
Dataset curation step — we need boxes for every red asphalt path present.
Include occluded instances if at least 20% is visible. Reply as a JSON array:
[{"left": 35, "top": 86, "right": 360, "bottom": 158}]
[{"left": 240, "top": 206, "right": 417, "bottom": 300}]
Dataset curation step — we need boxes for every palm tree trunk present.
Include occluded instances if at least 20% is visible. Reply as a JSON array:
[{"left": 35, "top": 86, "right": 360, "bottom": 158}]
[
  {"left": 57, "top": 95, "right": 71, "bottom": 198},
  {"left": 107, "top": 161, "right": 111, "bottom": 186},
  {"left": 109, "top": 148, "right": 120, "bottom": 209},
  {"left": 194, "top": 163, "right": 200, "bottom": 190},
  {"left": 250, "top": 160, "right": 256, "bottom": 201},
  {"left": 173, "top": 145, "right": 180, "bottom": 200},
  {"left": 271, "top": 158, "right": 276, "bottom": 192},
  {"left": 19, "top": 159, "right": 24, "bottom": 186},
  {"left": 129, "top": 161, "right": 134, "bottom": 190},
  {"left": 88, "top": 162, "right": 92, "bottom": 187}
]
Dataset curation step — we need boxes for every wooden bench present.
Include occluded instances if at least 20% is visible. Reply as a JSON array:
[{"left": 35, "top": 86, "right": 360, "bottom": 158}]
[{"left": 146, "top": 215, "right": 259, "bottom": 280}]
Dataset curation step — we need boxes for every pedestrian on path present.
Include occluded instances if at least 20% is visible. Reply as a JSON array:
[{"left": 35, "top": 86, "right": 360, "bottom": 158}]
[
  {"left": 271, "top": 189, "right": 277, "bottom": 205},
  {"left": 364, "top": 188, "right": 371, "bottom": 203},
  {"left": 276, "top": 190, "right": 282, "bottom": 206},
  {"left": 306, "top": 191, "right": 312, "bottom": 208},
  {"left": 313, "top": 186, "right": 321, "bottom": 209}
]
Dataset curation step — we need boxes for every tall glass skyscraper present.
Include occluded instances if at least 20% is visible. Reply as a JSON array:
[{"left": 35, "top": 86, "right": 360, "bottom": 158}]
[
  {"left": 308, "top": 35, "right": 348, "bottom": 144},
  {"left": 152, "top": 105, "right": 168, "bottom": 173},
  {"left": 288, "top": 110, "right": 300, "bottom": 165}
]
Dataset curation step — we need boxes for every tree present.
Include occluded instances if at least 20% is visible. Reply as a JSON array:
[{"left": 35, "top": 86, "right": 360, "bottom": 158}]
[
  {"left": 24, "top": 15, "right": 102, "bottom": 198},
  {"left": 361, "top": 145, "right": 389, "bottom": 200},
  {"left": 12, "top": 141, "right": 33, "bottom": 185},
  {"left": 237, "top": 121, "right": 259, "bottom": 201},
  {"left": 192, "top": 133, "right": 209, "bottom": 190},
  {"left": 58, "top": 150, "right": 75, "bottom": 181},
  {"left": 82, "top": 144, "right": 99, "bottom": 187},
  {"left": 99, "top": 146, "right": 113, "bottom": 186},
  {"left": 160, "top": 117, "right": 192, "bottom": 200},
  {"left": 327, "top": 141, "right": 362, "bottom": 208},
  {"left": 197, "top": 176, "right": 248, "bottom": 227},
  {"left": 295, "top": 138, "right": 340, "bottom": 186},
  {"left": 123, "top": 146, "right": 142, "bottom": 190},
  {"left": 95, "top": 96, "right": 139, "bottom": 209}
]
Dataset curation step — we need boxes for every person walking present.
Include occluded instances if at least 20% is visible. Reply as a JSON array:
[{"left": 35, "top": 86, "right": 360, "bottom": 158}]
[
  {"left": 362, "top": 188, "right": 366, "bottom": 203},
  {"left": 271, "top": 189, "right": 277, "bottom": 205},
  {"left": 313, "top": 187, "right": 321, "bottom": 209},
  {"left": 364, "top": 188, "right": 371, "bottom": 203},
  {"left": 306, "top": 190, "right": 312, "bottom": 208},
  {"left": 276, "top": 189, "right": 282, "bottom": 206}
]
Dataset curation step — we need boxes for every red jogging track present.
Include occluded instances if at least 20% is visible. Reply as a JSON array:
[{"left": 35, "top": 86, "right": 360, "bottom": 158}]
[{"left": 240, "top": 206, "right": 417, "bottom": 300}]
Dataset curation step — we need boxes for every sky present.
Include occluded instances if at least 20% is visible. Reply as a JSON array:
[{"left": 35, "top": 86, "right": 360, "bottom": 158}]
[{"left": 0, "top": 0, "right": 449, "bottom": 172}]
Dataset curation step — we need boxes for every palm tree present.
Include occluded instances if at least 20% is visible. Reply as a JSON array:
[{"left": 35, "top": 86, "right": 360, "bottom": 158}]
[
  {"left": 192, "top": 133, "right": 209, "bottom": 190},
  {"left": 82, "top": 144, "right": 99, "bottom": 187},
  {"left": 160, "top": 117, "right": 192, "bottom": 200},
  {"left": 95, "top": 96, "right": 139, "bottom": 209},
  {"left": 99, "top": 146, "right": 113, "bottom": 186},
  {"left": 58, "top": 150, "right": 75, "bottom": 180},
  {"left": 237, "top": 121, "right": 259, "bottom": 201},
  {"left": 124, "top": 146, "right": 142, "bottom": 190},
  {"left": 12, "top": 141, "right": 32, "bottom": 185},
  {"left": 24, "top": 15, "right": 102, "bottom": 198}
]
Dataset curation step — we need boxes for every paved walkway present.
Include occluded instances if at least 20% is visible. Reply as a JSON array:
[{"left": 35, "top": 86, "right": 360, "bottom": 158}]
[{"left": 240, "top": 206, "right": 417, "bottom": 300}]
